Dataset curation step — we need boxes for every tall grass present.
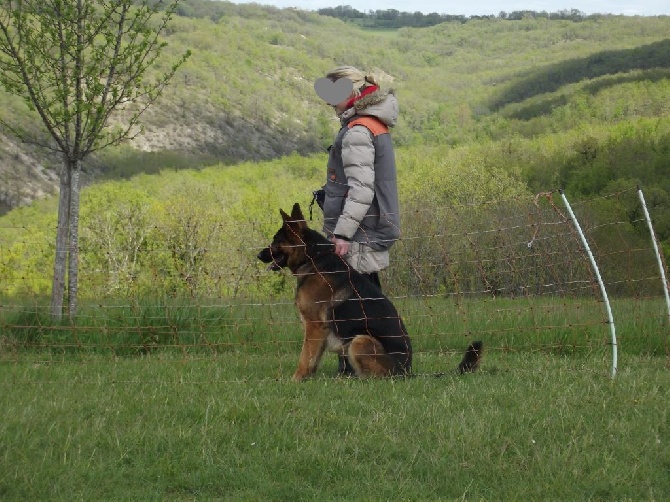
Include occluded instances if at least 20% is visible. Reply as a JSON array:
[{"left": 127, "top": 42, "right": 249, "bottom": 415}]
[{"left": 1, "top": 295, "right": 666, "bottom": 360}]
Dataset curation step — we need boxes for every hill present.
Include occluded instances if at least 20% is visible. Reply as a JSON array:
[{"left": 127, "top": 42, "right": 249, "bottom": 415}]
[{"left": 0, "top": 1, "right": 669, "bottom": 215}]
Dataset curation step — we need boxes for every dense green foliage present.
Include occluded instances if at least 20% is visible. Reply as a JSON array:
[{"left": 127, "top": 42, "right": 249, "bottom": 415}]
[
  {"left": 2, "top": 6, "right": 669, "bottom": 167},
  {"left": 0, "top": 6, "right": 669, "bottom": 302}
]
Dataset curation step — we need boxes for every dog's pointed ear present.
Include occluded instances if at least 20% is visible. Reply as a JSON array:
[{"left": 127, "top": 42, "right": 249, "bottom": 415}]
[
  {"left": 290, "top": 203, "right": 307, "bottom": 233},
  {"left": 291, "top": 203, "right": 304, "bottom": 221},
  {"left": 281, "top": 203, "right": 306, "bottom": 240}
]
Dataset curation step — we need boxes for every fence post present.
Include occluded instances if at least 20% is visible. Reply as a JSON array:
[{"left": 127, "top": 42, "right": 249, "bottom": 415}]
[
  {"left": 637, "top": 186, "right": 670, "bottom": 325},
  {"left": 559, "top": 189, "right": 618, "bottom": 378}
]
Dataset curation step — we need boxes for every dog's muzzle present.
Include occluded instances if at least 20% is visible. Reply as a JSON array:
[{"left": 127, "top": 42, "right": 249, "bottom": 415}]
[{"left": 257, "top": 247, "right": 284, "bottom": 271}]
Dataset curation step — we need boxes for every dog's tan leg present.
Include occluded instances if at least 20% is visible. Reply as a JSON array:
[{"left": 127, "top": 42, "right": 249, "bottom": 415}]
[
  {"left": 347, "top": 335, "right": 397, "bottom": 378},
  {"left": 293, "top": 276, "right": 334, "bottom": 381},
  {"left": 293, "top": 318, "right": 329, "bottom": 381}
]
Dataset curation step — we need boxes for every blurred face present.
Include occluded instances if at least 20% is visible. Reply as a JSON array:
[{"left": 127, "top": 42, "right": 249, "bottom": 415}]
[
  {"left": 315, "top": 74, "right": 356, "bottom": 113},
  {"left": 333, "top": 94, "right": 354, "bottom": 114}
]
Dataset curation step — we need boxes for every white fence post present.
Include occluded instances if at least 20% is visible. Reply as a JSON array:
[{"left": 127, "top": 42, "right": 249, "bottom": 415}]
[
  {"left": 637, "top": 186, "right": 670, "bottom": 325},
  {"left": 559, "top": 189, "right": 618, "bottom": 378}
]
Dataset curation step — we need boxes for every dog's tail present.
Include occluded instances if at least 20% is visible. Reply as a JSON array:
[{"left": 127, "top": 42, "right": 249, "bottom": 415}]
[{"left": 458, "top": 341, "right": 483, "bottom": 374}]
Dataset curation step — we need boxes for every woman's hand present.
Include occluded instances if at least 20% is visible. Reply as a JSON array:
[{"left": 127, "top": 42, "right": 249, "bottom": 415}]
[{"left": 331, "top": 236, "right": 350, "bottom": 257}]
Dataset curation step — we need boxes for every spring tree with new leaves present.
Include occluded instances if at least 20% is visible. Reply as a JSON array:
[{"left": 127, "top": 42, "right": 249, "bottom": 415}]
[{"left": 0, "top": 0, "right": 190, "bottom": 317}]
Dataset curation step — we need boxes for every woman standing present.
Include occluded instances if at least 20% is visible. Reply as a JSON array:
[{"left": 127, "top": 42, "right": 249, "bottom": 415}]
[
  {"left": 315, "top": 66, "right": 401, "bottom": 376},
  {"left": 317, "top": 65, "right": 401, "bottom": 291}
]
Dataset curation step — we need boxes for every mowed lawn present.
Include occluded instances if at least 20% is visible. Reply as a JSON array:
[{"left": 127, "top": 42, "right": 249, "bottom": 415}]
[{"left": 0, "top": 349, "right": 668, "bottom": 500}]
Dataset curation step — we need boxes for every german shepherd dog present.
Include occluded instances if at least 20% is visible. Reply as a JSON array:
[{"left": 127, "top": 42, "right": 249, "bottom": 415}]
[{"left": 257, "top": 203, "right": 482, "bottom": 381}]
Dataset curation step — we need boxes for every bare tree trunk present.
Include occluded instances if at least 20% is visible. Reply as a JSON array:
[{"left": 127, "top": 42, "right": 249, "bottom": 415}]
[
  {"left": 50, "top": 159, "right": 71, "bottom": 318},
  {"left": 67, "top": 161, "right": 81, "bottom": 317}
]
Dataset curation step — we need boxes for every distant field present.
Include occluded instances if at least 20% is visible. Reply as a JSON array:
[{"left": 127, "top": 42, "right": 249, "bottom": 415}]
[{"left": 358, "top": 26, "right": 401, "bottom": 36}]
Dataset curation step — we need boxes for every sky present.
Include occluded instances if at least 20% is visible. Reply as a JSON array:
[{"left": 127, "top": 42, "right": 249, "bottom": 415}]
[{"left": 229, "top": 0, "right": 669, "bottom": 17}]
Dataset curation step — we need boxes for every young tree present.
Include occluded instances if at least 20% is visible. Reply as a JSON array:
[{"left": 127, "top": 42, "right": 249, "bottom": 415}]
[{"left": 0, "top": 0, "right": 190, "bottom": 317}]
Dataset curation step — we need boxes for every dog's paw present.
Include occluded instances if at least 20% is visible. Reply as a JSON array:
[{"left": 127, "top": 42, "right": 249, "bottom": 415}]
[{"left": 292, "top": 371, "right": 309, "bottom": 382}]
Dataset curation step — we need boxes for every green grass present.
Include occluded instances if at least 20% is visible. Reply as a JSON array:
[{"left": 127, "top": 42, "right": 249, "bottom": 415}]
[
  {"left": 1, "top": 295, "right": 667, "bottom": 357},
  {"left": 0, "top": 352, "right": 668, "bottom": 500},
  {"left": 0, "top": 296, "right": 668, "bottom": 499}
]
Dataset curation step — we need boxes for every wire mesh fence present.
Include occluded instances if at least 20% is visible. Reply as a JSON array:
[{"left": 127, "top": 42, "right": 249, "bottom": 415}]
[{"left": 1, "top": 186, "right": 668, "bottom": 377}]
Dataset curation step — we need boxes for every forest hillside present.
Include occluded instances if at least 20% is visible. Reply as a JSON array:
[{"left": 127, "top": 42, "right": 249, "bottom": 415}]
[
  {"left": 1, "top": 1, "right": 669, "bottom": 300},
  {"left": 0, "top": 1, "right": 668, "bottom": 211}
]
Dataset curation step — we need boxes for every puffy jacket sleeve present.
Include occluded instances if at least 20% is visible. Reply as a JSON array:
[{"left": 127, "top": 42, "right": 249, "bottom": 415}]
[{"left": 333, "top": 125, "right": 375, "bottom": 240}]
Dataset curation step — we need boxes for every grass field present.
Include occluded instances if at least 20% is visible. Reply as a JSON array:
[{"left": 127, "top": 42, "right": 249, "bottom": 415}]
[
  {"left": 1, "top": 297, "right": 668, "bottom": 499},
  {"left": 0, "top": 352, "right": 668, "bottom": 500}
]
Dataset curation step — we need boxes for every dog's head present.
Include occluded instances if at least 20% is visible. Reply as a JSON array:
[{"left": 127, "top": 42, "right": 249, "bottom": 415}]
[{"left": 257, "top": 203, "right": 308, "bottom": 272}]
